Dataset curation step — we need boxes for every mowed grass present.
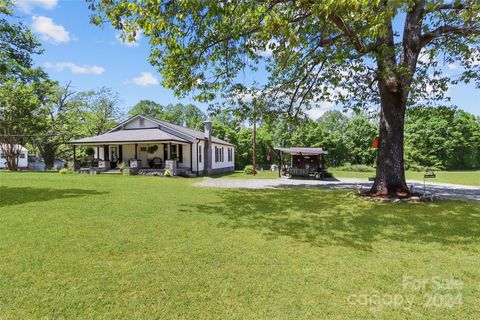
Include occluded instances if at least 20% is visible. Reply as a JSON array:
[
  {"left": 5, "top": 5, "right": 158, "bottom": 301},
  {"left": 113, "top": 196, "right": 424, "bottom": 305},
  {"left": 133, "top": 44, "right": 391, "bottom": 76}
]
[
  {"left": 212, "top": 170, "right": 279, "bottom": 179},
  {"left": 329, "top": 170, "right": 480, "bottom": 186},
  {"left": 0, "top": 172, "right": 479, "bottom": 319}
]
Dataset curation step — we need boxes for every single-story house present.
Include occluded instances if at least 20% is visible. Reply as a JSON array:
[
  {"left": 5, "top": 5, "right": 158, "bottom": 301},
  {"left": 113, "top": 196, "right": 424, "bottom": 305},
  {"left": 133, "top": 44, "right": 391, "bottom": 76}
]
[
  {"left": 69, "top": 115, "right": 235, "bottom": 175},
  {"left": 0, "top": 144, "right": 28, "bottom": 169}
]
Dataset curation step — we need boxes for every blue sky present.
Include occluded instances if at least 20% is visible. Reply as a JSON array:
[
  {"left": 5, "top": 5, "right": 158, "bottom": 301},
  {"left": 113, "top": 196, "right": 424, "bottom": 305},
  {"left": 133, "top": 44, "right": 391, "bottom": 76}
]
[{"left": 9, "top": 0, "right": 480, "bottom": 117}]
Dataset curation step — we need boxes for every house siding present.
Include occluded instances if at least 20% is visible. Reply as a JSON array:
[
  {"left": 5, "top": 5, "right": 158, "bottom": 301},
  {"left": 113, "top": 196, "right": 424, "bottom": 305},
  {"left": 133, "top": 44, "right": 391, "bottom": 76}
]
[
  {"left": 0, "top": 150, "right": 28, "bottom": 169},
  {"left": 211, "top": 143, "right": 234, "bottom": 172}
]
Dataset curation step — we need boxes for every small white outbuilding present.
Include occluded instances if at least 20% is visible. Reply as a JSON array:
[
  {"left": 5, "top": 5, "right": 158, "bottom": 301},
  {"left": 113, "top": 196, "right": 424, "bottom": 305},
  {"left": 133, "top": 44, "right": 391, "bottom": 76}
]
[{"left": 0, "top": 144, "right": 29, "bottom": 169}]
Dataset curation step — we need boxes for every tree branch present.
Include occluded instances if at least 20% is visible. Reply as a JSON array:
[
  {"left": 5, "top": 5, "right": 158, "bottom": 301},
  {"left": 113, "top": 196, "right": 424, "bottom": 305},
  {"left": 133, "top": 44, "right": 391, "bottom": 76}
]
[{"left": 421, "top": 25, "right": 479, "bottom": 47}]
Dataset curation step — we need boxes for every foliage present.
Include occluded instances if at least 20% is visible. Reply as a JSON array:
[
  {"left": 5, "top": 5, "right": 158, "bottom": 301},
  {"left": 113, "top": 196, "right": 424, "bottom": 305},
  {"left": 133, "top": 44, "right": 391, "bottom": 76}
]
[
  {"left": 58, "top": 168, "right": 69, "bottom": 174},
  {"left": 334, "top": 164, "right": 376, "bottom": 172},
  {"left": 0, "top": 80, "right": 47, "bottom": 170},
  {"left": 72, "top": 87, "right": 123, "bottom": 136},
  {"left": 147, "top": 145, "right": 158, "bottom": 154},
  {"left": 89, "top": 0, "right": 480, "bottom": 195},
  {"left": 85, "top": 147, "right": 95, "bottom": 156},
  {"left": 0, "top": 5, "right": 44, "bottom": 82},
  {"left": 244, "top": 165, "right": 254, "bottom": 174},
  {"left": 129, "top": 101, "right": 206, "bottom": 131},
  {"left": 405, "top": 107, "right": 480, "bottom": 170},
  {"left": 164, "top": 169, "right": 171, "bottom": 177}
]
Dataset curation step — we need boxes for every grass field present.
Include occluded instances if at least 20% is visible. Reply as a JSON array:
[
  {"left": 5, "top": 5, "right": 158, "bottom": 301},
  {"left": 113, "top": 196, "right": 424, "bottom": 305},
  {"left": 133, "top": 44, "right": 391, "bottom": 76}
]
[
  {"left": 1, "top": 172, "right": 479, "bottom": 319},
  {"left": 215, "top": 170, "right": 479, "bottom": 186},
  {"left": 329, "top": 170, "right": 480, "bottom": 186}
]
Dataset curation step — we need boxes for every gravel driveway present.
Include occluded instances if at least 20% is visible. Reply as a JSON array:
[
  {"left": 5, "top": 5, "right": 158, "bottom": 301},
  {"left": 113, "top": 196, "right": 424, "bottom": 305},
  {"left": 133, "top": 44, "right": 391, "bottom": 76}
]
[{"left": 194, "top": 177, "right": 480, "bottom": 201}]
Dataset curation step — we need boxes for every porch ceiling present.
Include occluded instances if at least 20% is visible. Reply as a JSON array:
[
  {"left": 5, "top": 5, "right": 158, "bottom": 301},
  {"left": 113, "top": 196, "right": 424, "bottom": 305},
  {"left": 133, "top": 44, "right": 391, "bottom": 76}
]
[{"left": 70, "top": 128, "right": 190, "bottom": 145}]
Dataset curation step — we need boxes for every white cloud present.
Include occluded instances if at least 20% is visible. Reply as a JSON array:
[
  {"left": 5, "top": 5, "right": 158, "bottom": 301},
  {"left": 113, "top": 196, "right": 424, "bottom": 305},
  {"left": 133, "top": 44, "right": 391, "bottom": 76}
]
[
  {"left": 116, "top": 31, "right": 142, "bottom": 47},
  {"left": 132, "top": 72, "right": 159, "bottom": 86},
  {"left": 14, "top": 0, "right": 57, "bottom": 13},
  {"left": 305, "top": 101, "right": 334, "bottom": 120},
  {"left": 31, "top": 16, "right": 69, "bottom": 44},
  {"left": 447, "top": 63, "right": 459, "bottom": 70},
  {"left": 44, "top": 62, "right": 105, "bottom": 75}
]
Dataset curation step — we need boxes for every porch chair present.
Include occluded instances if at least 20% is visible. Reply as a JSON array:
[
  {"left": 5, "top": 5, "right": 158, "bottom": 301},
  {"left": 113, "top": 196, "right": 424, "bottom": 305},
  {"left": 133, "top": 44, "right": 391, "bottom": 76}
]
[{"left": 151, "top": 157, "right": 163, "bottom": 169}]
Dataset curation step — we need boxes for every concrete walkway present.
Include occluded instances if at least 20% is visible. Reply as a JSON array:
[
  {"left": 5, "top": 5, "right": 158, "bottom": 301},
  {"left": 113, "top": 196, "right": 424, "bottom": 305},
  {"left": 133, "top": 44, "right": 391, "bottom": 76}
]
[{"left": 194, "top": 177, "right": 480, "bottom": 201}]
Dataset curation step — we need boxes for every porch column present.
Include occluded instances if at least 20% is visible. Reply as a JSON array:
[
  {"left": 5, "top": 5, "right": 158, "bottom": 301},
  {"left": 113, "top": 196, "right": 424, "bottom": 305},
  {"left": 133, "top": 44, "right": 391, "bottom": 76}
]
[
  {"left": 190, "top": 143, "right": 193, "bottom": 171},
  {"left": 73, "top": 145, "right": 77, "bottom": 171},
  {"left": 119, "top": 145, "right": 123, "bottom": 162},
  {"left": 104, "top": 145, "right": 109, "bottom": 161},
  {"left": 135, "top": 143, "right": 138, "bottom": 159}
]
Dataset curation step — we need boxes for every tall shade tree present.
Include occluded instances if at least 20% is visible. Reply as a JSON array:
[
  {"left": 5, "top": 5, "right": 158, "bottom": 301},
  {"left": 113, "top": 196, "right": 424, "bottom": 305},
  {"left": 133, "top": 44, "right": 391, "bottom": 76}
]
[
  {"left": 0, "top": 80, "right": 44, "bottom": 170},
  {"left": 73, "top": 87, "right": 123, "bottom": 136},
  {"left": 36, "top": 82, "right": 79, "bottom": 170},
  {"left": 0, "top": 2, "right": 43, "bottom": 82},
  {"left": 89, "top": 0, "right": 480, "bottom": 196}
]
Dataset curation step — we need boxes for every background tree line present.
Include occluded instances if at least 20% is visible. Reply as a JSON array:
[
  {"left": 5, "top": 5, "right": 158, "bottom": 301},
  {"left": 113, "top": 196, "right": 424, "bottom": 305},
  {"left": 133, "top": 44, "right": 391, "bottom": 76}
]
[{"left": 1, "top": 1, "right": 478, "bottom": 172}]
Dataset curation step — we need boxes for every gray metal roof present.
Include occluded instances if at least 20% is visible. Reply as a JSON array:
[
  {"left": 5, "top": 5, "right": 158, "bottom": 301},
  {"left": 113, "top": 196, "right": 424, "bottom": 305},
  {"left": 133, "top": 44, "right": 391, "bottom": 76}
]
[
  {"left": 70, "top": 128, "right": 189, "bottom": 144},
  {"left": 147, "top": 117, "right": 234, "bottom": 146},
  {"left": 275, "top": 147, "right": 327, "bottom": 155}
]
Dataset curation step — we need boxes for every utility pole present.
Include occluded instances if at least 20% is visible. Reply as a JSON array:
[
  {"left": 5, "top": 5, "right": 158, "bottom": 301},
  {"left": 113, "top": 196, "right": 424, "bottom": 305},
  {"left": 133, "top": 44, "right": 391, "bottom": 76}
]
[{"left": 252, "top": 102, "right": 257, "bottom": 175}]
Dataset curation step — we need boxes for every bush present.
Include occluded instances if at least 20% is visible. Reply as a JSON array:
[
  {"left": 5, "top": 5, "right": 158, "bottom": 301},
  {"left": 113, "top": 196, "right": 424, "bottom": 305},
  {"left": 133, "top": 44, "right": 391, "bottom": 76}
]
[
  {"left": 59, "top": 168, "right": 69, "bottom": 174},
  {"left": 244, "top": 165, "right": 254, "bottom": 174},
  {"left": 85, "top": 147, "right": 95, "bottom": 156},
  {"left": 334, "top": 164, "right": 375, "bottom": 172},
  {"left": 147, "top": 145, "right": 159, "bottom": 154},
  {"left": 164, "top": 169, "right": 171, "bottom": 177}
]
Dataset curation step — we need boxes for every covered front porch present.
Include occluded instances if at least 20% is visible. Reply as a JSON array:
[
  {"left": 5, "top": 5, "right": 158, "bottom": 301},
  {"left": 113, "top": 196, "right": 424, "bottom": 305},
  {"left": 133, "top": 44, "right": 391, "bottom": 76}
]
[{"left": 72, "top": 141, "right": 193, "bottom": 175}]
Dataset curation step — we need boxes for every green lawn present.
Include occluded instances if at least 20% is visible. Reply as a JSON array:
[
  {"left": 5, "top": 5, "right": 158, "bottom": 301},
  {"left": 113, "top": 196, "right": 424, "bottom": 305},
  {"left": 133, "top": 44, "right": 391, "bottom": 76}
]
[
  {"left": 1, "top": 172, "right": 479, "bottom": 319},
  {"left": 329, "top": 170, "right": 480, "bottom": 186},
  {"left": 212, "top": 170, "right": 279, "bottom": 179}
]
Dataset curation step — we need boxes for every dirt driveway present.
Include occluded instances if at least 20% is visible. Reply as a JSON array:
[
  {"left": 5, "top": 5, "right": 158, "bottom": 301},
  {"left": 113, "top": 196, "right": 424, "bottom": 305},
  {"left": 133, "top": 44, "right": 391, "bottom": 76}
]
[{"left": 194, "top": 177, "right": 480, "bottom": 201}]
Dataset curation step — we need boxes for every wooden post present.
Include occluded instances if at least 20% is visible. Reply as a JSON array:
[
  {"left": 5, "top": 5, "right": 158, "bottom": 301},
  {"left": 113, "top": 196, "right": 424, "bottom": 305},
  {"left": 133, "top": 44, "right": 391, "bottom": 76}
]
[
  {"left": 135, "top": 143, "right": 138, "bottom": 159},
  {"left": 73, "top": 145, "right": 76, "bottom": 171}
]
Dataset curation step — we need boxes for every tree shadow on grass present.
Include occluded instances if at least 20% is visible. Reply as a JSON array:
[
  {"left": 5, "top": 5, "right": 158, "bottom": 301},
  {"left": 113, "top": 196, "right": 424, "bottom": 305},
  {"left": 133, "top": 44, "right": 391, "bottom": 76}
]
[
  {"left": 187, "top": 188, "right": 480, "bottom": 250},
  {"left": 0, "top": 186, "right": 108, "bottom": 208}
]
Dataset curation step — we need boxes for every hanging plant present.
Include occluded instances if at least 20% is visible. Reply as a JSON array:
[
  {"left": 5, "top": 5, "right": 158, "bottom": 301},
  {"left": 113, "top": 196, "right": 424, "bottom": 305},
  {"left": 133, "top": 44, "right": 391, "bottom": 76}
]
[{"left": 147, "top": 145, "right": 159, "bottom": 154}]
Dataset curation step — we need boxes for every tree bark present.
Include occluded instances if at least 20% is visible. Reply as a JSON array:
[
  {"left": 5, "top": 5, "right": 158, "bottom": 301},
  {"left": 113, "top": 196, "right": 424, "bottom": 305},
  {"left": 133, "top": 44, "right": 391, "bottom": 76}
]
[
  {"left": 369, "top": 80, "right": 410, "bottom": 196},
  {"left": 40, "top": 142, "right": 57, "bottom": 170}
]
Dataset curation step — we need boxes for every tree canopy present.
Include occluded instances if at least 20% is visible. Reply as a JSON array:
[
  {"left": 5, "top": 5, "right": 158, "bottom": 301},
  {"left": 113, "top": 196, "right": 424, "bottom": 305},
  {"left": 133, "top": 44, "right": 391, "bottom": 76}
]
[{"left": 89, "top": 0, "right": 480, "bottom": 196}]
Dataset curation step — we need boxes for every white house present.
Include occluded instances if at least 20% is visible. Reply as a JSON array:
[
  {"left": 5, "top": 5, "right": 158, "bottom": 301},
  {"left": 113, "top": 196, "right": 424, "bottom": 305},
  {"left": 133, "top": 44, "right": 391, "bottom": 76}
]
[
  {"left": 0, "top": 144, "right": 28, "bottom": 169},
  {"left": 69, "top": 115, "right": 235, "bottom": 175}
]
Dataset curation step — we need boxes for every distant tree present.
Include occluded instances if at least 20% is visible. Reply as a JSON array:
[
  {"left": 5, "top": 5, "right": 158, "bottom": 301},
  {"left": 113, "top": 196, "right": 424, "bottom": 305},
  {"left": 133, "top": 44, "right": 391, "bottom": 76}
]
[
  {"left": 129, "top": 100, "right": 164, "bottom": 118},
  {"left": 74, "top": 87, "right": 123, "bottom": 136},
  {"left": 0, "top": 3, "right": 48, "bottom": 170},
  {"left": 128, "top": 101, "right": 206, "bottom": 130},
  {"left": 344, "top": 118, "right": 377, "bottom": 166},
  {"left": 0, "top": 80, "right": 44, "bottom": 170},
  {"left": 36, "top": 82, "right": 79, "bottom": 169},
  {"left": 405, "top": 107, "right": 480, "bottom": 170}
]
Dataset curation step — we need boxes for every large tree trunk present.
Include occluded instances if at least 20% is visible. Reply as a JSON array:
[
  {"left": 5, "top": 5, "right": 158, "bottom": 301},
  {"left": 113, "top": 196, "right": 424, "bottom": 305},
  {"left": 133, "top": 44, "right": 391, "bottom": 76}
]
[
  {"left": 40, "top": 142, "right": 57, "bottom": 170},
  {"left": 369, "top": 80, "right": 410, "bottom": 197}
]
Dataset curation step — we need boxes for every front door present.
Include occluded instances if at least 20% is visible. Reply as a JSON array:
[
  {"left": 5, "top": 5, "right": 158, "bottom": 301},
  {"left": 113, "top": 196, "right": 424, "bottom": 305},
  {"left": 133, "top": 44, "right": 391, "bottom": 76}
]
[
  {"left": 110, "top": 146, "right": 119, "bottom": 168},
  {"left": 139, "top": 146, "right": 148, "bottom": 168}
]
